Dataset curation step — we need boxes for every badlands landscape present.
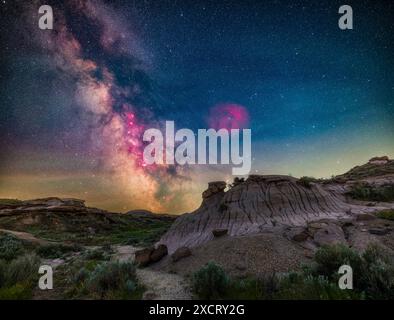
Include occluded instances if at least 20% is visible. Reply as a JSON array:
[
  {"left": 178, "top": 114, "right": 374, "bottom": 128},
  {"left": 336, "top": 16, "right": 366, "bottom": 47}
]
[{"left": 1, "top": 156, "right": 394, "bottom": 300}]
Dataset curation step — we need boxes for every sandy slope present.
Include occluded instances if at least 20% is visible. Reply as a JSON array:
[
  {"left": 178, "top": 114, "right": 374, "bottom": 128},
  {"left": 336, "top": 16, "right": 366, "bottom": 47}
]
[
  {"left": 113, "top": 245, "right": 192, "bottom": 300},
  {"left": 0, "top": 228, "right": 50, "bottom": 245}
]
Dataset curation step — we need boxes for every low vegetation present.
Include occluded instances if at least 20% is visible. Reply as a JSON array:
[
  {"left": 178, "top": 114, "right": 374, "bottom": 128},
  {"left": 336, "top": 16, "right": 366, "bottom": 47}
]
[
  {"left": 347, "top": 184, "right": 394, "bottom": 202},
  {"left": 62, "top": 257, "right": 144, "bottom": 299},
  {"left": 0, "top": 214, "right": 173, "bottom": 247},
  {"left": 192, "top": 262, "right": 230, "bottom": 299},
  {"left": 82, "top": 247, "right": 112, "bottom": 261},
  {"left": 334, "top": 161, "right": 394, "bottom": 181},
  {"left": 0, "top": 199, "right": 23, "bottom": 206},
  {"left": 297, "top": 176, "right": 319, "bottom": 189},
  {"left": 0, "top": 233, "right": 39, "bottom": 299},
  {"left": 0, "top": 254, "right": 40, "bottom": 299},
  {"left": 376, "top": 209, "right": 394, "bottom": 221},
  {"left": 0, "top": 233, "right": 27, "bottom": 261},
  {"left": 0, "top": 231, "right": 145, "bottom": 300},
  {"left": 36, "top": 243, "right": 83, "bottom": 259},
  {"left": 191, "top": 244, "right": 394, "bottom": 300}
]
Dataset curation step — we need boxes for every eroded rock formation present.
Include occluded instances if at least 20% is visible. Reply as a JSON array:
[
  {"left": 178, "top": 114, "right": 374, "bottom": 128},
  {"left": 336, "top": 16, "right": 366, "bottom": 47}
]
[{"left": 160, "top": 175, "right": 384, "bottom": 253}]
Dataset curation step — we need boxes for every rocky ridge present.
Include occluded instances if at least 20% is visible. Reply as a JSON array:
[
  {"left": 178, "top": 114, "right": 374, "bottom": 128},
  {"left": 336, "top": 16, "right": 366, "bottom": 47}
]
[{"left": 160, "top": 168, "right": 394, "bottom": 253}]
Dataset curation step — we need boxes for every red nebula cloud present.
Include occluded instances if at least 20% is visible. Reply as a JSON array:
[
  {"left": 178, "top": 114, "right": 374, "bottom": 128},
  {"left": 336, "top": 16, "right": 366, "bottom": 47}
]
[{"left": 208, "top": 103, "right": 250, "bottom": 130}]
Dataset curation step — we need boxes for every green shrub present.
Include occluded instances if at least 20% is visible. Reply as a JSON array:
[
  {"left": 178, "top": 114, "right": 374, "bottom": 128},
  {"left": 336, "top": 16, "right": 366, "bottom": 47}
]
[
  {"left": 0, "top": 254, "right": 40, "bottom": 299},
  {"left": 189, "top": 244, "right": 394, "bottom": 300},
  {"left": 86, "top": 261, "right": 141, "bottom": 299},
  {"left": 190, "top": 244, "right": 394, "bottom": 300},
  {"left": 311, "top": 244, "right": 394, "bottom": 299},
  {"left": 5, "top": 254, "right": 40, "bottom": 286},
  {"left": 312, "top": 245, "right": 363, "bottom": 281},
  {"left": 348, "top": 185, "right": 394, "bottom": 202},
  {"left": 36, "top": 243, "right": 83, "bottom": 258},
  {"left": 376, "top": 209, "right": 394, "bottom": 221},
  {"left": 0, "top": 260, "right": 7, "bottom": 287},
  {"left": 297, "top": 176, "right": 318, "bottom": 189},
  {"left": 192, "top": 262, "right": 230, "bottom": 299},
  {"left": 275, "top": 273, "right": 361, "bottom": 300},
  {"left": 0, "top": 233, "right": 25, "bottom": 260},
  {"left": 0, "top": 283, "right": 32, "bottom": 300},
  {"left": 227, "top": 274, "right": 279, "bottom": 300},
  {"left": 359, "top": 245, "right": 394, "bottom": 299},
  {"left": 83, "top": 248, "right": 111, "bottom": 261},
  {"left": 73, "top": 267, "right": 89, "bottom": 283}
]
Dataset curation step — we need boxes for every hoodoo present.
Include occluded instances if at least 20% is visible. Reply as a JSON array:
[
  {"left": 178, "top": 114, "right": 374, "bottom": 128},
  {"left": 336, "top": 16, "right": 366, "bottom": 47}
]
[{"left": 159, "top": 175, "right": 376, "bottom": 253}]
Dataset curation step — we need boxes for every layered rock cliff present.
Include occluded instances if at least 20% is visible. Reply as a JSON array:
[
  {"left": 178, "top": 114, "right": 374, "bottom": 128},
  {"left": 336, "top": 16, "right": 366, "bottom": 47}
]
[{"left": 160, "top": 175, "right": 384, "bottom": 253}]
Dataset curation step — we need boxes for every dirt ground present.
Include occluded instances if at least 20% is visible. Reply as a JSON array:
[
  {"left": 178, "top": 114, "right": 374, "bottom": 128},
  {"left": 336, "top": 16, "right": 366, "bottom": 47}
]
[{"left": 152, "top": 232, "right": 311, "bottom": 278}]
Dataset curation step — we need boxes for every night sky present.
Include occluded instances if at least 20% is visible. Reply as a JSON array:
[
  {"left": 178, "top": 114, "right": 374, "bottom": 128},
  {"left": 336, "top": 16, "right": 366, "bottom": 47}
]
[{"left": 0, "top": 0, "right": 393, "bottom": 213}]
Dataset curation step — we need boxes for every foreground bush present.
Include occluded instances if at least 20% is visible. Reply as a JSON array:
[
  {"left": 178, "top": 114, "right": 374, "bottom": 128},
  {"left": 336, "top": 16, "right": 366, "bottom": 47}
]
[
  {"left": 192, "top": 244, "right": 394, "bottom": 300},
  {"left": 0, "top": 254, "right": 40, "bottom": 299},
  {"left": 312, "top": 245, "right": 363, "bottom": 280},
  {"left": 192, "top": 262, "right": 230, "bottom": 299},
  {"left": 0, "top": 233, "right": 25, "bottom": 261},
  {"left": 309, "top": 244, "right": 394, "bottom": 299},
  {"left": 66, "top": 260, "right": 143, "bottom": 299},
  {"left": 226, "top": 274, "right": 279, "bottom": 300},
  {"left": 0, "top": 283, "right": 33, "bottom": 300},
  {"left": 275, "top": 273, "right": 361, "bottom": 300},
  {"left": 5, "top": 254, "right": 40, "bottom": 286},
  {"left": 358, "top": 245, "right": 394, "bottom": 299}
]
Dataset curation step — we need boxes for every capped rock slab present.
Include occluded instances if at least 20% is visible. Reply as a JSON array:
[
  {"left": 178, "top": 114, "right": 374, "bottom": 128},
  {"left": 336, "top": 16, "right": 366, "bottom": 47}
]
[{"left": 159, "top": 175, "right": 367, "bottom": 253}]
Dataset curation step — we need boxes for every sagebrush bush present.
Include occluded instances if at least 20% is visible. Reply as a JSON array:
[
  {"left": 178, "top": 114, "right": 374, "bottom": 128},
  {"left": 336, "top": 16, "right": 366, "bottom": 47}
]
[
  {"left": 227, "top": 274, "right": 279, "bottom": 300},
  {"left": 358, "top": 245, "right": 394, "bottom": 299},
  {"left": 86, "top": 261, "right": 139, "bottom": 299},
  {"left": 5, "top": 254, "right": 40, "bottom": 286},
  {"left": 0, "top": 233, "right": 25, "bottom": 260},
  {"left": 275, "top": 273, "right": 361, "bottom": 300},
  {"left": 191, "top": 244, "right": 394, "bottom": 300},
  {"left": 73, "top": 267, "right": 89, "bottom": 283},
  {"left": 0, "top": 260, "right": 7, "bottom": 287},
  {"left": 312, "top": 245, "right": 363, "bottom": 281},
  {"left": 192, "top": 262, "right": 230, "bottom": 299},
  {"left": 0, "top": 254, "right": 40, "bottom": 300},
  {"left": 310, "top": 244, "right": 394, "bottom": 299}
]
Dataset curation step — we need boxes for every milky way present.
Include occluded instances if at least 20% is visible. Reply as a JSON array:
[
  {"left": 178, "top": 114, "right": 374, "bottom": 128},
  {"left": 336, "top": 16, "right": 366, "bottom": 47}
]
[{"left": 35, "top": 0, "right": 201, "bottom": 212}]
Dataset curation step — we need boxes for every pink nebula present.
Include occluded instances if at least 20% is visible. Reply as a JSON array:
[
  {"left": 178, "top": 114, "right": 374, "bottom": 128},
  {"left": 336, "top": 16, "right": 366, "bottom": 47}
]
[{"left": 208, "top": 103, "right": 249, "bottom": 130}]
